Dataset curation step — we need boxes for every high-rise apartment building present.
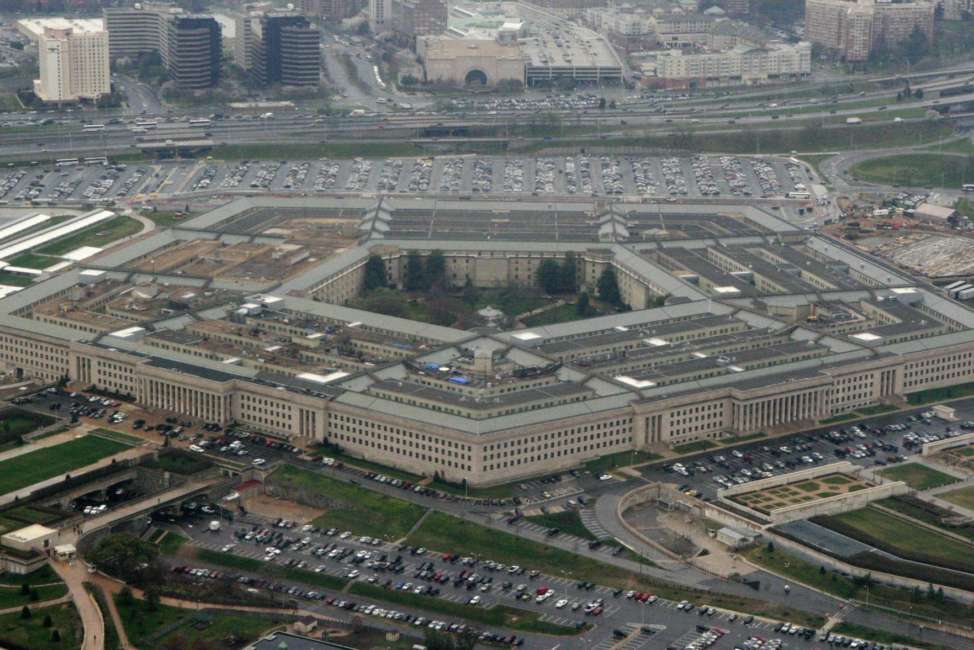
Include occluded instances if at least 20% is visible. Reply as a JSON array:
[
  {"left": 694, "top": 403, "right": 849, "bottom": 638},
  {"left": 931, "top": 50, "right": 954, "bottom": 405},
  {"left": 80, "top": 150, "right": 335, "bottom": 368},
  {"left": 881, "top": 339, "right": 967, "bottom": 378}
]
[
  {"left": 368, "top": 0, "right": 392, "bottom": 31},
  {"left": 18, "top": 18, "right": 110, "bottom": 102},
  {"left": 104, "top": 5, "right": 221, "bottom": 89},
  {"left": 804, "top": 0, "right": 935, "bottom": 62}
]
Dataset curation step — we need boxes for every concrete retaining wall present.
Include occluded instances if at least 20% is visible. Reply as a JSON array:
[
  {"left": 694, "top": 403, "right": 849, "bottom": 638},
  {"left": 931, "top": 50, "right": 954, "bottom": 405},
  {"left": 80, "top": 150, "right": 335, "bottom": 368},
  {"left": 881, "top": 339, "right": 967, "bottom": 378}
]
[{"left": 922, "top": 431, "right": 974, "bottom": 457}]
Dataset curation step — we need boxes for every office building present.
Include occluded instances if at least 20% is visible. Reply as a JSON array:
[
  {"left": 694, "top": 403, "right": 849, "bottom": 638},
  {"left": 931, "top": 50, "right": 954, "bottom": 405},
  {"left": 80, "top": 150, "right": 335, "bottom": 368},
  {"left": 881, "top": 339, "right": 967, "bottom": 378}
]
[
  {"left": 238, "top": 13, "right": 319, "bottom": 87},
  {"left": 369, "top": 0, "right": 392, "bottom": 31},
  {"left": 18, "top": 18, "right": 110, "bottom": 102},
  {"left": 104, "top": 5, "right": 221, "bottom": 89},
  {"left": 804, "top": 0, "right": 935, "bottom": 62},
  {"left": 391, "top": 0, "right": 448, "bottom": 40}
]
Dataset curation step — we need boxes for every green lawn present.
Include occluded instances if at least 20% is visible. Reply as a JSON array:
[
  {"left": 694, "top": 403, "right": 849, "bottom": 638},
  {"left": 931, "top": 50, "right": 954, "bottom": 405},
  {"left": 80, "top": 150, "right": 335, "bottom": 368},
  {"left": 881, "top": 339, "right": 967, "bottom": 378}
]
[
  {"left": 0, "top": 436, "right": 129, "bottom": 496},
  {"left": 193, "top": 548, "right": 349, "bottom": 591},
  {"left": 0, "top": 408, "right": 55, "bottom": 438},
  {"left": 744, "top": 545, "right": 974, "bottom": 627},
  {"left": 5, "top": 253, "right": 60, "bottom": 270},
  {"left": 157, "top": 531, "right": 188, "bottom": 555},
  {"left": 89, "top": 428, "right": 144, "bottom": 446},
  {"left": 718, "top": 433, "right": 767, "bottom": 446},
  {"left": 154, "top": 611, "right": 284, "bottom": 648},
  {"left": 851, "top": 153, "right": 974, "bottom": 189},
  {"left": 0, "top": 602, "right": 82, "bottom": 650},
  {"left": 0, "top": 583, "right": 68, "bottom": 608},
  {"left": 956, "top": 198, "right": 974, "bottom": 221},
  {"left": 939, "top": 485, "right": 974, "bottom": 512},
  {"left": 142, "top": 449, "right": 213, "bottom": 475},
  {"left": 817, "top": 506, "right": 974, "bottom": 574},
  {"left": 830, "top": 623, "right": 951, "bottom": 650},
  {"left": 407, "top": 511, "right": 821, "bottom": 626},
  {"left": 877, "top": 463, "right": 958, "bottom": 490},
  {"left": 522, "top": 302, "right": 600, "bottom": 327},
  {"left": 271, "top": 465, "right": 427, "bottom": 541},
  {"left": 350, "top": 582, "right": 580, "bottom": 635},
  {"left": 820, "top": 413, "right": 859, "bottom": 425},
  {"left": 114, "top": 593, "right": 187, "bottom": 648},
  {"left": 0, "top": 564, "right": 60, "bottom": 586},
  {"left": 0, "top": 271, "right": 34, "bottom": 287},
  {"left": 428, "top": 477, "right": 514, "bottom": 499},
  {"left": 210, "top": 142, "right": 425, "bottom": 160},
  {"left": 525, "top": 510, "right": 598, "bottom": 541},
  {"left": 672, "top": 440, "right": 716, "bottom": 455},
  {"left": 309, "top": 444, "right": 422, "bottom": 483},
  {"left": 35, "top": 216, "right": 142, "bottom": 256},
  {"left": 142, "top": 210, "right": 194, "bottom": 228},
  {"left": 583, "top": 450, "right": 661, "bottom": 474}
]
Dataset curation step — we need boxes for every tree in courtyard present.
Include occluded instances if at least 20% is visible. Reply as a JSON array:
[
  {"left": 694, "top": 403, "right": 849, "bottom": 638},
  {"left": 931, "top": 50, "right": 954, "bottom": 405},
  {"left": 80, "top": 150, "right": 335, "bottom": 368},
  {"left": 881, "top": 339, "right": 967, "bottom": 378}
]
[
  {"left": 461, "top": 276, "right": 478, "bottom": 305},
  {"left": 20, "top": 583, "right": 29, "bottom": 596},
  {"left": 597, "top": 266, "right": 622, "bottom": 306},
  {"left": 43, "top": 614, "right": 52, "bottom": 628},
  {"left": 903, "top": 26, "right": 929, "bottom": 63},
  {"left": 426, "top": 249, "right": 447, "bottom": 289},
  {"left": 404, "top": 251, "right": 427, "bottom": 291},
  {"left": 560, "top": 252, "right": 578, "bottom": 293},
  {"left": 362, "top": 254, "right": 387, "bottom": 292},
  {"left": 145, "top": 587, "right": 160, "bottom": 612},
  {"left": 20, "top": 606, "right": 30, "bottom": 619},
  {"left": 118, "top": 586, "right": 134, "bottom": 608},
  {"left": 88, "top": 534, "right": 160, "bottom": 587},
  {"left": 576, "top": 292, "right": 591, "bottom": 317},
  {"left": 537, "top": 259, "right": 562, "bottom": 295},
  {"left": 50, "top": 629, "right": 61, "bottom": 643}
]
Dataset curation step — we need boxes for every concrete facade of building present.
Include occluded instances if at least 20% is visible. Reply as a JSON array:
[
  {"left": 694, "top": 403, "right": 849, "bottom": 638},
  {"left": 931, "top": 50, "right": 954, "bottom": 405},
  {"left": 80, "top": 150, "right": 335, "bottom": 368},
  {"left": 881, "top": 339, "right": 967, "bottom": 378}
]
[
  {"left": 655, "top": 41, "right": 811, "bottom": 87},
  {"left": 418, "top": 37, "right": 525, "bottom": 86},
  {"left": 5, "top": 200, "right": 974, "bottom": 487},
  {"left": 21, "top": 19, "right": 110, "bottom": 102},
  {"left": 390, "top": 0, "right": 448, "bottom": 41},
  {"left": 804, "top": 0, "right": 936, "bottom": 62},
  {"left": 104, "top": 5, "right": 221, "bottom": 89}
]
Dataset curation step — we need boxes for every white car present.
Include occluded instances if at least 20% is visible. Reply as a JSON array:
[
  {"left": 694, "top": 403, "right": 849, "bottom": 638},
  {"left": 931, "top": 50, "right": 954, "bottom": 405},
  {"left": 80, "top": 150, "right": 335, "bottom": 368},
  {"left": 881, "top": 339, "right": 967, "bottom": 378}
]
[
  {"left": 555, "top": 598, "right": 568, "bottom": 609},
  {"left": 253, "top": 458, "right": 266, "bottom": 466},
  {"left": 189, "top": 444, "right": 204, "bottom": 453},
  {"left": 599, "top": 474, "right": 613, "bottom": 481}
]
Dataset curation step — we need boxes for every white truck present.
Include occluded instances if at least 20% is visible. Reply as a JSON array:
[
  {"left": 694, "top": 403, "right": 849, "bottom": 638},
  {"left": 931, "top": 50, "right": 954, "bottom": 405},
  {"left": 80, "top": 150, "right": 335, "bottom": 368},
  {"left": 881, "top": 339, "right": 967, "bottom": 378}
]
[
  {"left": 845, "top": 117, "right": 862, "bottom": 125},
  {"left": 209, "top": 520, "right": 221, "bottom": 533}
]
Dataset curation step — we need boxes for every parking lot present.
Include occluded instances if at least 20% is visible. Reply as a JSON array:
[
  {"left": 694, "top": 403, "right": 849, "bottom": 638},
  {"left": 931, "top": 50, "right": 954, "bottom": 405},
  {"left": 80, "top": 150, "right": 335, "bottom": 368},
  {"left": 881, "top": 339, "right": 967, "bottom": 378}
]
[
  {"left": 176, "top": 511, "right": 833, "bottom": 650},
  {"left": 641, "top": 401, "right": 974, "bottom": 502},
  {"left": 0, "top": 154, "right": 811, "bottom": 205}
]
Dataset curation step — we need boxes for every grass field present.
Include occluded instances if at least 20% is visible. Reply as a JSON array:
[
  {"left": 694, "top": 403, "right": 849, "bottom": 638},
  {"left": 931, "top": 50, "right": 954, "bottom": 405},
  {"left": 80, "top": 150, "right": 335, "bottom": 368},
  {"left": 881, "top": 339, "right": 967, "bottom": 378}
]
[
  {"left": 0, "top": 602, "right": 82, "bottom": 650},
  {"left": 583, "top": 450, "right": 661, "bottom": 474},
  {"left": 830, "top": 623, "right": 951, "bottom": 649},
  {"left": 0, "top": 435, "right": 129, "bottom": 496},
  {"left": 157, "top": 531, "right": 188, "bottom": 555},
  {"left": 143, "top": 449, "right": 213, "bottom": 475},
  {"left": 0, "top": 271, "right": 33, "bottom": 287},
  {"left": 744, "top": 545, "right": 974, "bottom": 627},
  {"left": 0, "top": 408, "right": 54, "bottom": 438},
  {"left": 142, "top": 210, "right": 194, "bottom": 228},
  {"left": 210, "top": 142, "right": 427, "bottom": 160},
  {"left": 522, "top": 302, "right": 600, "bottom": 327},
  {"left": 718, "top": 433, "right": 767, "bottom": 446},
  {"left": 877, "top": 463, "right": 958, "bottom": 491},
  {"left": 35, "top": 215, "right": 142, "bottom": 256},
  {"left": 428, "top": 477, "right": 514, "bottom": 499},
  {"left": 407, "top": 511, "right": 821, "bottom": 626},
  {"left": 851, "top": 153, "right": 974, "bottom": 189},
  {"left": 271, "top": 465, "right": 427, "bottom": 540},
  {"left": 350, "top": 582, "right": 580, "bottom": 635},
  {"left": 732, "top": 473, "right": 867, "bottom": 514},
  {"left": 877, "top": 497, "right": 974, "bottom": 543},
  {"left": 155, "top": 611, "right": 283, "bottom": 648},
  {"left": 672, "top": 440, "right": 716, "bottom": 455},
  {"left": 114, "top": 592, "right": 187, "bottom": 648},
  {"left": 939, "top": 485, "right": 974, "bottom": 512},
  {"left": 89, "top": 428, "right": 144, "bottom": 446},
  {"left": 309, "top": 445, "right": 422, "bottom": 483},
  {"left": 817, "top": 506, "right": 974, "bottom": 574},
  {"left": 6, "top": 252, "right": 60, "bottom": 270},
  {"left": 0, "top": 565, "right": 60, "bottom": 586},
  {"left": 0, "top": 583, "right": 68, "bottom": 609},
  {"left": 525, "top": 510, "right": 598, "bottom": 541}
]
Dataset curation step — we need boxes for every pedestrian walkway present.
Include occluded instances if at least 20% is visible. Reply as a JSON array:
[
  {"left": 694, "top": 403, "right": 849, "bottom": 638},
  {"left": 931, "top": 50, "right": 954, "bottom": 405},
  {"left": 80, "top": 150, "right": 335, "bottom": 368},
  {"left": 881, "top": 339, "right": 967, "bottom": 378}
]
[
  {"left": 51, "top": 559, "right": 105, "bottom": 650},
  {"left": 579, "top": 508, "right": 613, "bottom": 540}
]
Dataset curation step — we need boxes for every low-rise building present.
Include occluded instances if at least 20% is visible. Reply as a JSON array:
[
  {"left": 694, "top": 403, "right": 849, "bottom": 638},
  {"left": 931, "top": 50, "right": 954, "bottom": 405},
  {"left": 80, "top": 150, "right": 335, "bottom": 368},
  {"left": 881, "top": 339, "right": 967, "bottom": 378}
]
[{"left": 655, "top": 41, "right": 811, "bottom": 87}]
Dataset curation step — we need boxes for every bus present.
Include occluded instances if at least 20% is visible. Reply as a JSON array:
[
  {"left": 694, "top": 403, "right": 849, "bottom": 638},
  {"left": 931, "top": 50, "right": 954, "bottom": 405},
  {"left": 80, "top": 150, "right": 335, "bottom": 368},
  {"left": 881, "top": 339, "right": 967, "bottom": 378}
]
[
  {"left": 787, "top": 191, "right": 811, "bottom": 200},
  {"left": 189, "top": 117, "right": 211, "bottom": 127},
  {"left": 55, "top": 158, "right": 79, "bottom": 168},
  {"left": 963, "top": 184, "right": 974, "bottom": 193},
  {"left": 83, "top": 156, "right": 108, "bottom": 166},
  {"left": 134, "top": 118, "right": 158, "bottom": 129},
  {"left": 82, "top": 123, "right": 105, "bottom": 132},
  {"left": 130, "top": 126, "right": 147, "bottom": 134}
]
